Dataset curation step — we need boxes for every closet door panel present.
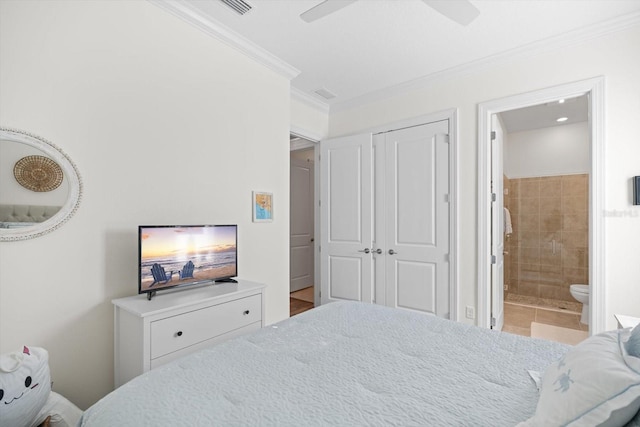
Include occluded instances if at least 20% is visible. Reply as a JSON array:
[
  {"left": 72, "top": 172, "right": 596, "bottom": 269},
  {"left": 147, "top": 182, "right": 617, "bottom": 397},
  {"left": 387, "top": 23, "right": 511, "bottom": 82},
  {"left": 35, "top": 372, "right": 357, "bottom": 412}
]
[
  {"left": 395, "top": 135, "right": 436, "bottom": 245},
  {"left": 385, "top": 121, "right": 450, "bottom": 317},
  {"left": 328, "top": 256, "right": 364, "bottom": 301},
  {"left": 395, "top": 260, "right": 436, "bottom": 313},
  {"left": 320, "top": 134, "right": 373, "bottom": 304}
]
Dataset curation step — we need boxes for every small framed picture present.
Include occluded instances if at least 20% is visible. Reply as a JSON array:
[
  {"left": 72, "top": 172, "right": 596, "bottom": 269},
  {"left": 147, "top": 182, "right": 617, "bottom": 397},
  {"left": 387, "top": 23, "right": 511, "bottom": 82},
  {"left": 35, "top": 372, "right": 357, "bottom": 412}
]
[{"left": 252, "top": 191, "right": 273, "bottom": 222}]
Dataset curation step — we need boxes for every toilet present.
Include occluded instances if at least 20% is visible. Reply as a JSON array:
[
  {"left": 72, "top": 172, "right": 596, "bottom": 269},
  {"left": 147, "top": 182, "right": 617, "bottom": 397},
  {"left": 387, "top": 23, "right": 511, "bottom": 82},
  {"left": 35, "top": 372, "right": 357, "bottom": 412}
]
[{"left": 570, "top": 284, "right": 590, "bottom": 325}]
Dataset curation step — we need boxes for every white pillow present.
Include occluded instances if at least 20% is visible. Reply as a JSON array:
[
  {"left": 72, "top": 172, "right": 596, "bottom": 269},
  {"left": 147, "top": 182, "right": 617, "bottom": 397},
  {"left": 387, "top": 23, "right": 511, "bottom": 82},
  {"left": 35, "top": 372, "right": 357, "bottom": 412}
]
[{"left": 519, "top": 329, "right": 640, "bottom": 427}]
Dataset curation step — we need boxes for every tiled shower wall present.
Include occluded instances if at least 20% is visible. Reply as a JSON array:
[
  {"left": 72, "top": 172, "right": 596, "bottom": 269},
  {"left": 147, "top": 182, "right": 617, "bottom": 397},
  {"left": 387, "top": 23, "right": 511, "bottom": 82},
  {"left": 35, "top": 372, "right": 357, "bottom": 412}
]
[{"left": 504, "top": 174, "right": 589, "bottom": 302}]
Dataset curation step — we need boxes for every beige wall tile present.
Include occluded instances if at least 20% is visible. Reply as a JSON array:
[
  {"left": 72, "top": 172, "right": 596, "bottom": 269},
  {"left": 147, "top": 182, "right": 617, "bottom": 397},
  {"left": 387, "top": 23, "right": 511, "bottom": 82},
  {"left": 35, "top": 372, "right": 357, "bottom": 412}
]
[
  {"left": 562, "top": 174, "right": 588, "bottom": 196},
  {"left": 510, "top": 180, "right": 520, "bottom": 198},
  {"left": 508, "top": 174, "right": 589, "bottom": 304},
  {"left": 562, "top": 230, "right": 588, "bottom": 248},
  {"left": 562, "top": 196, "right": 588, "bottom": 214},
  {"left": 540, "top": 231, "right": 561, "bottom": 246},
  {"left": 540, "top": 214, "right": 562, "bottom": 232},
  {"left": 518, "top": 230, "right": 540, "bottom": 248},
  {"left": 540, "top": 196, "right": 561, "bottom": 214},
  {"left": 563, "top": 213, "right": 588, "bottom": 231},
  {"left": 539, "top": 284, "right": 571, "bottom": 301},
  {"left": 520, "top": 180, "right": 540, "bottom": 197},
  {"left": 510, "top": 201, "right": 520, "bottom": 216},
  {"left": 520, "top": 247, "right": 541, "bottom": 265},
  {"left": 518, "top": 280, "right": 540, "bottom": 297},
  {"left": 520, "top": 197, "right": 541, "bottom": 213},
  {"left": 562, "top": 247, "right": 589, "bottom": 269},
  {"left": 563, "top": 267, "right": 589, "bottom": 284},
  {"left": 540, "top": 250, "right": 562, "bottom": 267},
  {"left": 539, "top": 270, "right": 564, "bottom": 285},
  {"left": 519, "top": 214, "right": 540, "bottom": 231},
  {"left": 540, "top": 177, "right": 562, "bottom": 197}
]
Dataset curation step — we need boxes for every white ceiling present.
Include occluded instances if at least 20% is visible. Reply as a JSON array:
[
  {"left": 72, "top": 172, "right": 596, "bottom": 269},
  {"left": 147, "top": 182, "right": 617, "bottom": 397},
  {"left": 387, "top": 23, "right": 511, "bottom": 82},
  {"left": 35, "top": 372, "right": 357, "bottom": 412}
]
[
  {"left": 500, "top": 94, "right": 589, "bottom": 133},
  {"left": 166, "top": 0, "right": 640, "bottom": 112}
]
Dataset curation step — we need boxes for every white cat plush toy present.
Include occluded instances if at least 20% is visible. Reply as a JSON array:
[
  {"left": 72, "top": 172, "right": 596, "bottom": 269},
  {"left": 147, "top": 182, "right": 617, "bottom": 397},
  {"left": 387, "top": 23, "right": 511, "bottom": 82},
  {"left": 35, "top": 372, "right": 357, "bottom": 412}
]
[{"left": 0, "top": 346, "right": 52, "bottom": 427}]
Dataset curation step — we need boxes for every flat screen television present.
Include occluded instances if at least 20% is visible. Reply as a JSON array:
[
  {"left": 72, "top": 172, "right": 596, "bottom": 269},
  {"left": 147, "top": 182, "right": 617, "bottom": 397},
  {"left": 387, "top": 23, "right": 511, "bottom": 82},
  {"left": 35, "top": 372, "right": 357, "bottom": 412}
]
[{"left": 138, "top": 224, "right": 237, "bottom": 299}]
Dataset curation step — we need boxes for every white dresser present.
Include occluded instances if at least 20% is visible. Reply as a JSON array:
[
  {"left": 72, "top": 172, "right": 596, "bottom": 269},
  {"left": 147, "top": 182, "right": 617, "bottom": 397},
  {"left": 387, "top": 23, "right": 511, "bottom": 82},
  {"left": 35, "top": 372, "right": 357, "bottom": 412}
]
[{"left": 112, "top": 280, "right": 266, "bottom": 387}]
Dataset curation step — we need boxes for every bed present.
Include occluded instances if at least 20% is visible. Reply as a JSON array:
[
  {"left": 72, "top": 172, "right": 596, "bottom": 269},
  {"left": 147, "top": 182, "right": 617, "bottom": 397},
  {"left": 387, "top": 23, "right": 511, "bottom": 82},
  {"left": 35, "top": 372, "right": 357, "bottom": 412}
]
[{"left": 81, "top": 301, "right": 640, "bottom": 426}]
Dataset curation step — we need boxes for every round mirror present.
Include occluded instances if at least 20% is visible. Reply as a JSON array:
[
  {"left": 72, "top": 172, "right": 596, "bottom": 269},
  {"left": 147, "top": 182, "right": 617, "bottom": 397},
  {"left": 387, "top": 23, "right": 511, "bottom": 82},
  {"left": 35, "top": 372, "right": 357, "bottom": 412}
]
[{"left": 0, "top": 127, "right": 82, "bottom": 241}]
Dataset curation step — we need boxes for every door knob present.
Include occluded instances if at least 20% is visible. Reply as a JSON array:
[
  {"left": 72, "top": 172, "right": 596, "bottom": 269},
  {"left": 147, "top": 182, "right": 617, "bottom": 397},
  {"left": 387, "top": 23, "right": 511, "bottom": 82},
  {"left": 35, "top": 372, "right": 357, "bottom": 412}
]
[
  {"left": 372, "top": 248, "right": 383, "bottom": 254},
  {"left": 388, "top": 249, "right": 397, "bottom": 255},
  {"left": 358, "top": 248, "right": 371, "bottom": 254}
]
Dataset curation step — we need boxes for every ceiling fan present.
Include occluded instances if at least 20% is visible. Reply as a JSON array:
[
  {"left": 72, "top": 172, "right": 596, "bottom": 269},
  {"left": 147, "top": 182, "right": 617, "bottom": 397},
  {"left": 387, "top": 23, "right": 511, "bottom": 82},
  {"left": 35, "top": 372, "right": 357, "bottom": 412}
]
[{"left": 300, "top": 0, "right": 480, "bottom": 26}]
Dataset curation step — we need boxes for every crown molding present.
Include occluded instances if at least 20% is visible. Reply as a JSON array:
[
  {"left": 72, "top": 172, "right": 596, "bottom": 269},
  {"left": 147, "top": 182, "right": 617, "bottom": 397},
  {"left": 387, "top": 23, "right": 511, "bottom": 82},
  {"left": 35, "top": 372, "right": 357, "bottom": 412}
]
[
  {"left": 149, "top": 0, "right": 300, "bottom": 80},
  {"left": 331, "top": 11, "right": 640, "bottom": 113},
  {"left": 291, "top": 87, "right": 330, "bottom": 113}
]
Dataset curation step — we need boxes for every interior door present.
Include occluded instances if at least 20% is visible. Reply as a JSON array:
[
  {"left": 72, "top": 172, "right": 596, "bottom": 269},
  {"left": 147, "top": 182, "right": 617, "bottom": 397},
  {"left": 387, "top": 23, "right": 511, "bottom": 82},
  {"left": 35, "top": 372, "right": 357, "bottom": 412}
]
[
  {"left": 320, "top": 134, "right": 373, "bottom": 304},
  {"left": 490, "top": 114, "right": 505, "bottom": 330},
  {"left": 290, "top": 157, "right": 314, "bottom": 293},
  {"left": 382, "top": 121, "right": 451, "bottom": 317}
]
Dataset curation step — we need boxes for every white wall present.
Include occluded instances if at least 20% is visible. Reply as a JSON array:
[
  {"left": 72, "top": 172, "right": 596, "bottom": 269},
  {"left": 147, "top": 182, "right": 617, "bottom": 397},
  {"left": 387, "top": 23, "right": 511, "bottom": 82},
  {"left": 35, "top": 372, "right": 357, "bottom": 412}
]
[
  {"left": 0, "top": 0, "right": 290, "bottom": 409},
  {"left": 504, "top": 122, "right": 589, "bottom": 178},
  {"left": 329, "top": 25, "right": 640, "bottom": 328},
  {"left": 291, "top": 97, "right": 329, "bottom": 141}
]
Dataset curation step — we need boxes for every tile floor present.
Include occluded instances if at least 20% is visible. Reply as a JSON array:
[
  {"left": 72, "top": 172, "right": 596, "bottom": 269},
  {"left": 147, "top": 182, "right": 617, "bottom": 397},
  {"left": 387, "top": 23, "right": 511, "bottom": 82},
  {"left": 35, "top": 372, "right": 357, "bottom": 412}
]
[{"left": 503, "top": 302, "right": 588, "bottom": 337}]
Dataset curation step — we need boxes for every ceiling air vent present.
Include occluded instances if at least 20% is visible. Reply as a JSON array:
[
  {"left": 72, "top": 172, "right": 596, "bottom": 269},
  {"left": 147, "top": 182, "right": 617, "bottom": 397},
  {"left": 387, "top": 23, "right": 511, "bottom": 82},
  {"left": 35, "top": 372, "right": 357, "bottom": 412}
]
[
  {"left": 314, "top": 88, "right": 337, "bottom": 100},
  {"left": 220, "top": 0, "right": 252, "bottom": 15}
]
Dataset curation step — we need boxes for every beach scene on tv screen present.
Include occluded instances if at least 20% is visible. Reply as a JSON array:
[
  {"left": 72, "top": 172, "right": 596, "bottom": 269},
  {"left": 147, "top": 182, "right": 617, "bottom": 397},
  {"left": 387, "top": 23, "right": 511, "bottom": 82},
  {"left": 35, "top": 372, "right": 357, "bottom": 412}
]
[{"left": 140, "top": 226, "right": 237, "bottom": 292}]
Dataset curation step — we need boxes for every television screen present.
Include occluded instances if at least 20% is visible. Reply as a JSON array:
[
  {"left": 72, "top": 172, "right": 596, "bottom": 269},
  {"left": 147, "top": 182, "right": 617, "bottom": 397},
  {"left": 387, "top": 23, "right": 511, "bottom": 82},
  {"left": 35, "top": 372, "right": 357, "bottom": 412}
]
[{"left": 138, "top": 224, "right": 237, "bottom": 296}]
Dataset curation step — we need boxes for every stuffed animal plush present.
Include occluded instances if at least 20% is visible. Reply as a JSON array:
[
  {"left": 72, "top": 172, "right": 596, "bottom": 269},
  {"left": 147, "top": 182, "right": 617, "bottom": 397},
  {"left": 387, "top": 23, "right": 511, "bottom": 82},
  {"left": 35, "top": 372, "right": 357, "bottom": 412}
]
[
  {"left": 627, "top": 323, "right": 640, "bottom": 357},
  {"left": 0, "top": 346, "right": 52, "bottom": 427},
  {"left": 0, "top": 346, "right": 83, "bottom": 427}
]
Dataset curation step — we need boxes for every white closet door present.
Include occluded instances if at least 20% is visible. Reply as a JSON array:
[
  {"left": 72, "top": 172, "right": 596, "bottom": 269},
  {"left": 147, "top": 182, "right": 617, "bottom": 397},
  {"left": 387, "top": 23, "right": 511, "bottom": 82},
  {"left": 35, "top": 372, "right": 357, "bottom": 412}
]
[
  {"left": 320, "top": 134, "right": 373, "bottom": 304},
  {"left": 383, "top": 121, "right": 450, "bottom": 317}
]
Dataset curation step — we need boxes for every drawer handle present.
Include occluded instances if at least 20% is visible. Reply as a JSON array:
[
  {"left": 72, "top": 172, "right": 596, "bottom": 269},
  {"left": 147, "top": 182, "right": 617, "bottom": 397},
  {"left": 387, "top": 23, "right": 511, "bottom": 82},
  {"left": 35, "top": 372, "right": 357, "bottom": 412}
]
[
  {"left": 243, "top": 310, "right": 250, "bottom": 315},
  {"left": 175, "top": 331, "right": 183, "bottom": 337}
]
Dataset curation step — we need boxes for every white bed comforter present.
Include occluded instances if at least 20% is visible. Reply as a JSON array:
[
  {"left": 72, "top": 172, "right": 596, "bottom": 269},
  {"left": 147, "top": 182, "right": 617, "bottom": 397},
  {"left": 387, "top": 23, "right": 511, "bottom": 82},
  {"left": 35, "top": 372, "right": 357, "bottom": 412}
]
[{"left": 81, "top": 301, "right": 569, "bottom": 426}]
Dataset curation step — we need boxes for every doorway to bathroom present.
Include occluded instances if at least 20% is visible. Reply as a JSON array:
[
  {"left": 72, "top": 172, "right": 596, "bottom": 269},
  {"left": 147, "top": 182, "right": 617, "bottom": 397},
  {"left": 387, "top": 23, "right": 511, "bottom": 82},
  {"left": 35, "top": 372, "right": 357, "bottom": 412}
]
[
  {"left": 499, "top": 96, "right": 590, "bottom": 344},
  {"left": 477, "top": 77, "right": 605, "bottom": 344}
]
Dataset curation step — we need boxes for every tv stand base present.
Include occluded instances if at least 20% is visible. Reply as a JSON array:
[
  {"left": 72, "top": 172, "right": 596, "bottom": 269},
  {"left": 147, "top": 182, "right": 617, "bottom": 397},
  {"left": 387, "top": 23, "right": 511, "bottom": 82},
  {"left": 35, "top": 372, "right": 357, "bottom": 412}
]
[{"left": 215, "top": 278, "right": 238, "bottom": 283}]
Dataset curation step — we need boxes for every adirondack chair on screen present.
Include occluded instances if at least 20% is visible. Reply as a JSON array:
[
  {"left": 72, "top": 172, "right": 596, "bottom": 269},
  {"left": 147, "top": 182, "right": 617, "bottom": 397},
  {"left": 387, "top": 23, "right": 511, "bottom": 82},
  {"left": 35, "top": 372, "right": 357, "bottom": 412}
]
[
  {"left": 149, "top": 263, "right": 173, "bottom": 287},
  {"left": 179, "top": 260, "right": 195, "bottom": 280}
]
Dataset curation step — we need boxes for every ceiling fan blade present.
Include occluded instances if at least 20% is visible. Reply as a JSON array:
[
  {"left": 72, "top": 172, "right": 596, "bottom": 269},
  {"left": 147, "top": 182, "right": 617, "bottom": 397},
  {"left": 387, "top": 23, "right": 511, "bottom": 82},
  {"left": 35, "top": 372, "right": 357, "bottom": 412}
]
[
  {"left": 300, "top": 0, "right": 357, "bottom": 23},
  {"left": 422, "top": 0, "right": 480, "bottom": 26}
]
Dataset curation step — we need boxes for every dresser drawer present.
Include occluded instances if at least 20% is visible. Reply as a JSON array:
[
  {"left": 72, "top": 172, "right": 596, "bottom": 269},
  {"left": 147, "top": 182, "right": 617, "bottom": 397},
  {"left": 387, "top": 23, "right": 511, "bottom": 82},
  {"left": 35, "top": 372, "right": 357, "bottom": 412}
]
[
  {"left": 150, "top": 294, "right": 262, "bottom": 359},
  {"left": 150, "top": 321, "right": 261, "bottom": 370}
]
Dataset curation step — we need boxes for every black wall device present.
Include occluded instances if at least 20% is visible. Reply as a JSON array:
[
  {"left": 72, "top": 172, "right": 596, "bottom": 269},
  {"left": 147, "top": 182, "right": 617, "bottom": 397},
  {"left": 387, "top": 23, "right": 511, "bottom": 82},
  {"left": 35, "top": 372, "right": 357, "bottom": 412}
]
[{"left": 634, "top": 176, "right": 640, "bottom": 206}]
